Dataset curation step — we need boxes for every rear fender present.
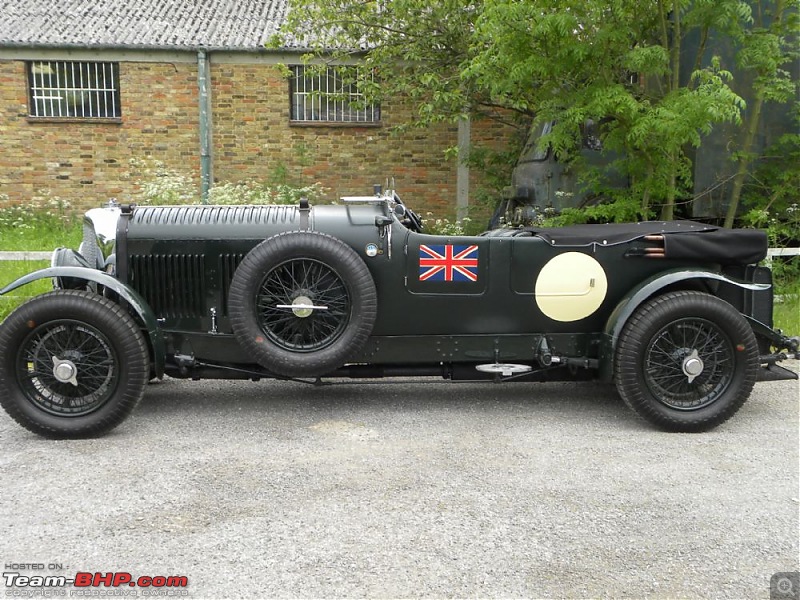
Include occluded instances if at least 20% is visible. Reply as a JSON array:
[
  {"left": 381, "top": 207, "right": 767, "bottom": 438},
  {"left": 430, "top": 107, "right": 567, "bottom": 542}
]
[
  {"left": 1, "top": 267, "right": 164, "bottom": 378},
  {"left": 599, "top": 269, "right": 769, "bottom": 381}
]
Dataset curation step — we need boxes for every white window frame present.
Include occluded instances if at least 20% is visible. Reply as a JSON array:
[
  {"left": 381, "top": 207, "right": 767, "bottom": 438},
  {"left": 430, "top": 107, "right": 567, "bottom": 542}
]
[
  {"left": 290, "top": 65, "right": 380, "bottom": 124},
  {"left": 27, "top": 61, "right": 121, "bottom": 119}
]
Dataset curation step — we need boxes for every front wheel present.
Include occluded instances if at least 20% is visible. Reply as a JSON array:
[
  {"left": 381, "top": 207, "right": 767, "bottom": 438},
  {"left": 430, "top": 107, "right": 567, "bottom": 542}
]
[
  {"left": 0, "top": 291, "right": 150, "bottom": 438},
  {"left": 614, "top": 291, "right": 758, "bottom": 432}
]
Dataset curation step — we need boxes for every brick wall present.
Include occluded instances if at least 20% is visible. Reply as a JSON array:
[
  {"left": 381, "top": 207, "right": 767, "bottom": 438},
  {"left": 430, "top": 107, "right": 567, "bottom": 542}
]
[
  {"left": 211, "top": 63, "right": 466, "bottom": 214},
  {"left": 0, "top": 60, "right": 200, "bottom": 208},
  {"left": 0, "top": 57, "right": 513, "bottom": 217}
]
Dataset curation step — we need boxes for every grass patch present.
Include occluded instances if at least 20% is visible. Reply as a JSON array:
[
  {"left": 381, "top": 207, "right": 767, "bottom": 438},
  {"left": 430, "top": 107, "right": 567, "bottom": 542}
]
[
  {"left": 774, "top": 300, "right": 799, "bottom": 334},
  {"left": 773, "top": 275, "right": 800, "bottom": 335},
  {"left": 0, "top": 260, "right": 51, "bottom": 321},
  {"left": 0, "top": 221, "right": 82, "bottom": 251},
  {"left": 0, "top": 194, "right": 82, "bottom": 250}
]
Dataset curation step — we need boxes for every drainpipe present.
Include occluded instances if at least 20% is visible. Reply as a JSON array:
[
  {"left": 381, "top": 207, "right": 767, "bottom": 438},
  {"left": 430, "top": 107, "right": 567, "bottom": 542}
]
[
  {"left": 456, "top": 116, "right": 470, "bottom": 221},
  {"left": 197, "top": 50, "right": 213, "bottom": 204}
]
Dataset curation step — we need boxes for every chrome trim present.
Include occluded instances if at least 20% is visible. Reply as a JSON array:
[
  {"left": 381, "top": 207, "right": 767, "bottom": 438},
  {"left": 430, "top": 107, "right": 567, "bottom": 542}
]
[{"left": 83, "top": 205, "right": 121, "bottom": 261}]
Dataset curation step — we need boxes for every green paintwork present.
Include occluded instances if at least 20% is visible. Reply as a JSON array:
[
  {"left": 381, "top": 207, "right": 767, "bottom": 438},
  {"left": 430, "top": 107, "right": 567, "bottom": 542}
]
[{"left": 2, "top": 198, "right": 792, "bottom": 383}]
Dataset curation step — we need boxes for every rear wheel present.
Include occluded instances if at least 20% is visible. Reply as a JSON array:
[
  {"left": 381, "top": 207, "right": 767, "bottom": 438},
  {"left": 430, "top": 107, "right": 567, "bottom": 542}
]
[
  {"left": 0, "top": 291, "right": 149, "bottom": 438},
  {"left": 614, "top": 291, "right": 758, "bottom": 432}
]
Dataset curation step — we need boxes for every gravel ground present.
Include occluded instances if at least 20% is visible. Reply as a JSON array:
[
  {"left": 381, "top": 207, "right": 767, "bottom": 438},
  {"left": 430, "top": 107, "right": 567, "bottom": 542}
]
[{"left": 1, "top": 364, "right": 798, "bottom": 599}]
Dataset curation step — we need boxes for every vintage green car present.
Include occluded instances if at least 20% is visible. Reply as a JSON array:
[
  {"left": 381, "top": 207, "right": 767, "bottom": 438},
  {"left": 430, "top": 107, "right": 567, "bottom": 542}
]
[{"left": 0, "top": 188, "right": 796, "bottom": 438}]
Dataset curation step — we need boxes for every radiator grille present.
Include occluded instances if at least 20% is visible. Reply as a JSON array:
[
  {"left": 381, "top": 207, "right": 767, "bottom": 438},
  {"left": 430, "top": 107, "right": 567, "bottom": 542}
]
[
  {"left": 219, "top": 253, "right": 245, "bottom": 316},
  {"left": 129, "top": 254, "right": 206, "bottom": 318}
]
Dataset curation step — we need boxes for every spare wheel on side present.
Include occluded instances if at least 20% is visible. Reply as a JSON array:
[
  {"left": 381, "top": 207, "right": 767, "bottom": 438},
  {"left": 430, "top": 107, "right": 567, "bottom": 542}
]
[{"left": 228, "top": 231, "right": 377, "bottom": 378}]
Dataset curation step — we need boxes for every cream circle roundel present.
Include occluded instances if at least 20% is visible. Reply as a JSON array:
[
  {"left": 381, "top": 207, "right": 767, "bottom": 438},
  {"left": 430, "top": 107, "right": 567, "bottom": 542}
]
[{"left": 534, "top": 252, "right": 608, "bottom": 322}]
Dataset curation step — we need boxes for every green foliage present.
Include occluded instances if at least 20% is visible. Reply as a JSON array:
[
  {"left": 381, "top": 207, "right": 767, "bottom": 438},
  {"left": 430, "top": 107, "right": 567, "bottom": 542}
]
[
  {"left": 129, "top": 158, "right": 196, "bottom": 205},
  {"left": 277, "top": 0, "right": 490, "bottom": 126},
  {"left": 544, "top": 196, "right": 650, "bottom": 226},
  {"left": 422, "top": 214, "right": 475, "bottom": 236},
  {"left": 208, "top": 181, "right": 329, "bottom": 205},
  {"left": 281, "top": 0, "right": 797, "bottom": 224},
  {"left": 741, "top": 105, "right": 800, "bottom": 217},
  {"left": 741, "top": 199, "right": 799, "bottom": 334},
  {"left": 128, "top": 158, "right": 330, "bottom": 206},
  {"left": 0, "top": 192, "right": 82, "bottom": 250}
]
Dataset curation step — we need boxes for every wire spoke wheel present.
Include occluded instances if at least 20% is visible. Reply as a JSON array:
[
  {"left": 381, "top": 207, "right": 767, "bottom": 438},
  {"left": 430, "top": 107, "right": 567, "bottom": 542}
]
[
  {"left": 0, "top": 290, "right": 150, "bottom": 438},
  {"left": 644, "top": 318, "right": 733, "bottom": 410},
  {"left": 18, "top": 320, "right": 118, "bottom": 416},
  {"left": 256, "top": 258, "right": 350, "bottom": 352},
  {"left": 614, "top": 291, "right": 758, "bottom": 432},
  {"left": 228, "top": 231, "right": 377, "bottom": 378}
]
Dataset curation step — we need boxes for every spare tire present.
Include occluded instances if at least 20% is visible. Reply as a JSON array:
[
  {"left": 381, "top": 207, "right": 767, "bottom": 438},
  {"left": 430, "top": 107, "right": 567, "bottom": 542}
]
[{"left": 228, "top": 231, "right": 377, "bottom": 378}]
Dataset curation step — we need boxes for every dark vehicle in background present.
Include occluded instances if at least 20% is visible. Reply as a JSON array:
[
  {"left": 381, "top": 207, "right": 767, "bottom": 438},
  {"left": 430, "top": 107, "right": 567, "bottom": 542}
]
[
  {"left": 494, "top": 27, "right": 799, "bottom": 228},
  {"left": 0, "top": 189, "right": 796, "bottom": 438}
]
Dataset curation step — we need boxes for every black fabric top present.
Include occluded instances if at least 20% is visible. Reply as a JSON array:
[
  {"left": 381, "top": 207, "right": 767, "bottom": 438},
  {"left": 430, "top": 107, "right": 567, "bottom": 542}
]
[
  {"left": 662, "top": 228, "right": 767, "bottom": 265},
  {"left": 486, "top": 221, "right": 768, "bottom": 266},
  {"left": 525, "top": 221, "right": 717, "bottom": 245}
]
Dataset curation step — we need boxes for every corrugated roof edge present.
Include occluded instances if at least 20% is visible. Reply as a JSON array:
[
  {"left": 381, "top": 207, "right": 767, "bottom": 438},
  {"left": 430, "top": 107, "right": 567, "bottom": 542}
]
[{"left": 0, "top": 41, "right": 316, "bottom": 53}]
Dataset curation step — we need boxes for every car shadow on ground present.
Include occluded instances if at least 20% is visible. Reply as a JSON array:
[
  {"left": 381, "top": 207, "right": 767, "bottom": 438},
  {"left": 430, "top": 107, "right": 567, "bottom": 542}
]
[{"left": 134, "top": 376, "right": 640, "bottom": 431}]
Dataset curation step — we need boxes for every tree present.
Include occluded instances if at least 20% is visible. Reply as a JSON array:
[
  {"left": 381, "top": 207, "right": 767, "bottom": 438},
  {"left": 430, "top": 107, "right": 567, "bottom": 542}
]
[
  {"left": 723, "top": 0, "right": 797, "bottom": 227},
  {"left": 279, "top": 0, "right": 494, "bottom": 126},
  {"left": 278, "top": 0, "right": 797, "bottom": 223}
]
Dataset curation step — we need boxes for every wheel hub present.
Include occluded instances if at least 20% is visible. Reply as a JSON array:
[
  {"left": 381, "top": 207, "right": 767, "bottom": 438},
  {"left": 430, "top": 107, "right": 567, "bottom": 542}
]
[
  {"left": 274, "top": 294, "right": 331, "bottom": 319},
  {"left": 291, "top": 295, "right": 314, "bottom": 318},
  {"left": 51, "top": 356, "right": 79, "bottom": 387},
  {"left": 681, "top": 349, "right": 704, "bottom": 384}
]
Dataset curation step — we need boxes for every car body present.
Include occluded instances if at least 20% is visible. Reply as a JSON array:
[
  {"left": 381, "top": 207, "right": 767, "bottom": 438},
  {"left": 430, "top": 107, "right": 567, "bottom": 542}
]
[{"left": 0, "top": 189, "right": 797, "bottom": 437}]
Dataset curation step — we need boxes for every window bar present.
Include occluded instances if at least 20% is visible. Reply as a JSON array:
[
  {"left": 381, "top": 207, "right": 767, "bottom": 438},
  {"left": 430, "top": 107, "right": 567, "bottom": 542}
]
[
  {"left": 95, "top": 63, "right": 101, "bottom": 118},
  {"left": 104, "top": 63, "right": 110, "bottom": 117},
  {"left": 85, "top": 63, "right": 94, "bottom": 117},
  {"left": 42, "top": 62, "right": 48, "bottom": 116},
  {"left": 59, "top": 61, "right": 66, "bottom": 117},
  {"left": 297, "top": 68, "right": 302, "bottom": 120},
  {"left": 52, "top": 61, "right": 61, "bottom": 117},
  {"left": 291, "top": 68, "right": 295, "bottom": 120},
  {"left": 110, "top": 63, "right": 117, "bottom": 117},
  {"left": 70, "top": 61, "right": 78, "bottom": 118},
  {"left": 347, "top": 72, "right": 352, "bottom": 122},
  {"left": 31, "top": 63, "right": 39, "bottom": 117},
  {"left": 306, "top": 70, "right": 310, "bottom": 120},
  {"left": 317, "top": 69, "right": 322, "bottom": 121},
  {"left": 87, "top": 62, "right": 93, "bottom": 117},
  {"left": 296, "top": 68, "right": 300, "bottom": 120},
  {"left": 100, "top": 62, "right": 106, "bottom": 117}
]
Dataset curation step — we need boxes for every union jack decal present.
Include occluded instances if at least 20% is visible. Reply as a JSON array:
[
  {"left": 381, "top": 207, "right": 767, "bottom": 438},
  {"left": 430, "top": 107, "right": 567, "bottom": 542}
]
[{"left": 419, "top": 244, "right": 479, "bottom": 282}]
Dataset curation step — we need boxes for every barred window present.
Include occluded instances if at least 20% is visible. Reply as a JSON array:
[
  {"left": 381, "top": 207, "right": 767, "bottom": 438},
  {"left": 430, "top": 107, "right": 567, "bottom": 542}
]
[
  {"left": 28, "top": 61, "right": 121, "bottom": 119},
  {"left": 290, "top": 66, "right": 380, "bottom": 124}
]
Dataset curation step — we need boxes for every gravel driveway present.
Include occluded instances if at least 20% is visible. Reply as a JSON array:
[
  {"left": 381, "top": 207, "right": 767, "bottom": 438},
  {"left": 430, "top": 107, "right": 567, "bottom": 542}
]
[{"left": 1, "top": 366, "right": 798, "bottom": 599}]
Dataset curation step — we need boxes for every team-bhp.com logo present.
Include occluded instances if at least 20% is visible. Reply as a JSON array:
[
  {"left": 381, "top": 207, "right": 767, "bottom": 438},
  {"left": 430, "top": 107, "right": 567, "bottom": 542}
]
[{"left": 4, "top": 571, "right": 188, "bottom": 596}]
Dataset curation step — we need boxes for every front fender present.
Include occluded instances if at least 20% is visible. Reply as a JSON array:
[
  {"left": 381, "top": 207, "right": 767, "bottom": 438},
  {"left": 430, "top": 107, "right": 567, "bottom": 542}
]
[
  {"left": 598, "top": 269, "right": 769, "bottom": 381},
  {"left": 1, "top": 267, "right": 164, "bottom": 378}
]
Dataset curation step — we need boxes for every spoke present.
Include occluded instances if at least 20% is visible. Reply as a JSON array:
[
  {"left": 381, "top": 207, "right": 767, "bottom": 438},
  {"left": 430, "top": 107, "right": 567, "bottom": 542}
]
[
  {"left": 255, "top": 258, "right": 350, "bottom": 351},
  {"left": 646, "top": 318, "right": 735, "bottom": 410},
  {"left": 17, "top": 320, "right": 117, "bottom": 416}
]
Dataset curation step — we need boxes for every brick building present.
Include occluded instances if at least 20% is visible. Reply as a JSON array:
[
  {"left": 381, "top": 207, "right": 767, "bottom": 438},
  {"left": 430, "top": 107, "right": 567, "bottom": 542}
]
[{"left": 0, "top": 0, "right": 511, "bottom": 217}]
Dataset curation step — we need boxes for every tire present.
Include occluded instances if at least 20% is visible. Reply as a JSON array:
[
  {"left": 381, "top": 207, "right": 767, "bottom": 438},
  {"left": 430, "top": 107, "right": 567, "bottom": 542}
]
[
  {"left": 0, "top": 290, "right": 150, "bottom": 438},
  {"left": 228, "top": 231, "right": 377, "bottom": 378},
  {"left": 614, "top": 290, "right": 758, "bottom": 432}
]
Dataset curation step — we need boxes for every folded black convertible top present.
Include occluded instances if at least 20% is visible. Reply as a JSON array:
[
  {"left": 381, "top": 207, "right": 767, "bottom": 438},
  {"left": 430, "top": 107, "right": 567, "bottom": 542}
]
[{"left": 502, "top": 221, "right": 768, "bottom": 266}]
